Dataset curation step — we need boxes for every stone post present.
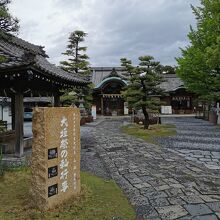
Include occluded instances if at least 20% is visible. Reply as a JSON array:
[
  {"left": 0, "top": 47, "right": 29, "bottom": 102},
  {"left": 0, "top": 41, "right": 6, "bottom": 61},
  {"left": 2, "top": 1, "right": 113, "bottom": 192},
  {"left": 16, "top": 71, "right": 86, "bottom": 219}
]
[{"left": 31, "top": 107, "right": 81, "bottom": 210}]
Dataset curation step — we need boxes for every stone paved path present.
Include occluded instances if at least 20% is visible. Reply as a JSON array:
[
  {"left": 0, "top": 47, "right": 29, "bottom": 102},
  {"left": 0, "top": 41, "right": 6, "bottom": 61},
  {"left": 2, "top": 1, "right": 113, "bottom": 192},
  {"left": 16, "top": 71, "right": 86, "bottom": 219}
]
[
  {"left": 81, "top": 126, "right": 110, "bottom": 179},
  {"left": 81, "top": 118, "right": 220, "bottom": 220},
  {"left": 158, "top": 117, "right": 220, "bottom": 170}
]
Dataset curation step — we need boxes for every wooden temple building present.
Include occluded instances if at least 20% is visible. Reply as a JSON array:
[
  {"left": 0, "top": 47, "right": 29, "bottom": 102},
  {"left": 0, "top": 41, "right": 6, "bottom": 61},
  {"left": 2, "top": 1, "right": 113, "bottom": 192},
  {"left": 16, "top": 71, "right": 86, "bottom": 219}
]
[
  {"left": 91, "top": 67, "right": 197, "bottom": 116},
  {"left": 0, "top": 34, "right": 88, "bottom": 156}
]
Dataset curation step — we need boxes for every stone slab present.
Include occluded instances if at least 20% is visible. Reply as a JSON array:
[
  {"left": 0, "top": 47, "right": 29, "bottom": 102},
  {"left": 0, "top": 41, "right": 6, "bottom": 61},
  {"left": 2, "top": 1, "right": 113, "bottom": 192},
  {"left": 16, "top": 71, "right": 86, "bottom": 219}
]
[
  {"left": 192, "top": 215, "right": 218, "bottom": 220},
  {"left": 156, "top": 205, "right": 188, "bottom": 220},
  {"left": 31, "top": 107, "right": 81, "bottom": 210},
  {"left": 184, "top": 204, "right": 213, "bottom": 216},
  {"left": 207, "top": 202, "right": 220, "bottom": 212}
]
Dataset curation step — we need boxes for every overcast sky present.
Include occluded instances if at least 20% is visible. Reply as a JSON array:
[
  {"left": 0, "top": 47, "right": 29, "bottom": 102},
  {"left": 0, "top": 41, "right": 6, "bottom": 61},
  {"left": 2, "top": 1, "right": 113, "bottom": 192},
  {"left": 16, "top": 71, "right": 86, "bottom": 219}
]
[{"left": 9, "top": 0, "right": 200, "bottom": 67}]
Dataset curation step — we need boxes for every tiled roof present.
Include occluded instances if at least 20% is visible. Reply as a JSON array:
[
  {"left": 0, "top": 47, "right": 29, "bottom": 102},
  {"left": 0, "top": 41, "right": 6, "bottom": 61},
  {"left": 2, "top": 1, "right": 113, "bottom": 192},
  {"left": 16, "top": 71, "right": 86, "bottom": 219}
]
[
  {"left": 0, "top": 50, "right": 27, "bottom": 68},
  {"left": 0, "top": 34, "right": 88, "bottom": 85},
  {"left": 9, "top": 35, "right": 47, "bottom": 57},
  {"left": 91, "top": 67, "right": 128, "bottom": 86},
  {"left": 91, "top": 67, "right": 184, "bottom": 92},
  {"left": 160, "top": 74, "right": 184, "bottom": 92},
  {"left": 35, "top": 55, "right": 88, "bottom": 84}
]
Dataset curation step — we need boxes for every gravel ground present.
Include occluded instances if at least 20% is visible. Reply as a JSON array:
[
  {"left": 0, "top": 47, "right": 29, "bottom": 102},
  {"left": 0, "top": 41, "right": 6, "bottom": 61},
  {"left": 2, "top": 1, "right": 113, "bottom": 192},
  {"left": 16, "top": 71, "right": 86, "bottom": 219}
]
[{"left": 157, "top": 117, "right": 220, "bottom": 170}]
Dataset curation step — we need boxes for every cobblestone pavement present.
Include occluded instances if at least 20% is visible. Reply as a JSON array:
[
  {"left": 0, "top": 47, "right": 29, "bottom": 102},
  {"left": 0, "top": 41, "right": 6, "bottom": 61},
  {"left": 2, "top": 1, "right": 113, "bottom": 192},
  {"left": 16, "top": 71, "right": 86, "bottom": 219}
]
[
  {"left": 81, "top": 118, "right": 220, "bottom": 220},
  {"left": 80, "top": 126, "right": 110, "bottom": 179},
  {"left": 158, "top": 117, "right": 220, "bottom": 170}
]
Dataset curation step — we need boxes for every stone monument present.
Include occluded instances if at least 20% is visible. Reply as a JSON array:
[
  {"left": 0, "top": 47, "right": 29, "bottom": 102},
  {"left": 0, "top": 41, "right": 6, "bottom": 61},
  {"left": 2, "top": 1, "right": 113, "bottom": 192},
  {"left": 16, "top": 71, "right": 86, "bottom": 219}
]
[{"left": 31, "top": 107, "right": 81, "bottom": 210}]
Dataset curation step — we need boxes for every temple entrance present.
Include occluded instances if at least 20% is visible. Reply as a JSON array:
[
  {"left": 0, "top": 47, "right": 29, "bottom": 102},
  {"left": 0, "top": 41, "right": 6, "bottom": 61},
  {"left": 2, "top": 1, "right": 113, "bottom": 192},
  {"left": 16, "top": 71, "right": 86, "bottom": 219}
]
[
  {"left": 170, "top": 88, "right": 194, "bottom": 114},
  {"left": 103, "top": 96, "right": 124, "bottom": 116},
  {"left": 92, "top": 76, "right": 127, "bottom": 116}
]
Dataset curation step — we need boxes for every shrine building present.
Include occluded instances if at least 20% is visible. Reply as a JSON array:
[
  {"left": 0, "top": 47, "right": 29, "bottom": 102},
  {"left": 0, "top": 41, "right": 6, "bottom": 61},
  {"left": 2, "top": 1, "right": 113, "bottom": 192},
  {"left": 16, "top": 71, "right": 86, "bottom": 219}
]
[{"left": 91, "top": 67, "right": 197, "bottom": 116}]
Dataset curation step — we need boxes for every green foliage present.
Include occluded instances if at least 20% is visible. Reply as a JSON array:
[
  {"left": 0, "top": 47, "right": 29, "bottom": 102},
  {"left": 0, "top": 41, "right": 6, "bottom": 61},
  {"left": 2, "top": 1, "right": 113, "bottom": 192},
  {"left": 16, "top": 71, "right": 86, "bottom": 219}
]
[
  {"left": 0, "top": 55, "right": 7, "bottom": 63},
  {"left": 60, "top": 30, "right": 92, "bottom": 110},
  {"left": 0, "top": 170, "right": 135, "bottom": 220},
  {"left": 176, "top": 0, "right": 220, "bottom": 101},
  {"left": 81, "top": 83, "right": 94, "bottom": 110},
  {"left": 60, "top": 30, "right": 90, "bottom": 75},
  {"left": 60, "top": 90, "right": 78, "bottom": 107},
  {"left": 0, "top": 0, "right": 19, "bottom": 35},
  {"left": 121, "top": 56, "right": 164, "bottom": 129}
]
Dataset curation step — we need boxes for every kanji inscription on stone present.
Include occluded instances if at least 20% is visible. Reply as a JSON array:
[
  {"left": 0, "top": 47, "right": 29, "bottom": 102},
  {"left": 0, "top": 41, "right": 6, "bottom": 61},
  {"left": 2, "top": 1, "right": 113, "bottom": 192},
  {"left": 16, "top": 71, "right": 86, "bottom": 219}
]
[{"left": 31, "top": 107, "right": 81, "bottom": 210}]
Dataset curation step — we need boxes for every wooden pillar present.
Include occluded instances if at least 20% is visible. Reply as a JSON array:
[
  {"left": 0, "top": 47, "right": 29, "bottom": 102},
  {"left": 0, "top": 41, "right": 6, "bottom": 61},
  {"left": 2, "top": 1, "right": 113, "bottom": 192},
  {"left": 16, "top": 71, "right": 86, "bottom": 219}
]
[
  {"left": 11, "top": 96, "right": 15, "bottom": 130},
  {"left": 54, "top": 94, "right": 60, "bottom": 107},
  {"left": 101, "top": 94, "right": 104, "bottom": 115},
  {"left": 15, "top": 93, "right": 24, "bottom": 157}
]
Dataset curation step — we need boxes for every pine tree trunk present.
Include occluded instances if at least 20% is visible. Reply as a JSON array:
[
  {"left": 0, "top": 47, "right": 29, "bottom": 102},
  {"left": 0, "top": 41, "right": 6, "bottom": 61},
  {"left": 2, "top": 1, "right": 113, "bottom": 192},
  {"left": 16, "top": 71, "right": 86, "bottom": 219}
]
[
  {"left": 142, "top": 106, "right": 149, "bottom": 129},
  {"left": 75, "top": 41, "right": 78, "bottom": 73},
  {"left": 140, "top": 78, "right": 149, "bottom": 129}
]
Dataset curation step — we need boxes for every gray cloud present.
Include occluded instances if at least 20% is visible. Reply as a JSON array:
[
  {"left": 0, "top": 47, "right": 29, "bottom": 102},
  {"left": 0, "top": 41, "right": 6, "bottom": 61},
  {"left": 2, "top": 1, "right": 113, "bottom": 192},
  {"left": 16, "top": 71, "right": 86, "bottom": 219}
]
[{"left": 9, "top": 0, "right": 200, "bottom": 67}]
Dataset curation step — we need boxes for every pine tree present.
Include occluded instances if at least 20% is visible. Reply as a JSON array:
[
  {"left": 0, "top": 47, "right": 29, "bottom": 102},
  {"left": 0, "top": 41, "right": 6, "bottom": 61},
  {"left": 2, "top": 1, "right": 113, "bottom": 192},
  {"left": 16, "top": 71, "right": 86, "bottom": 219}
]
[
  {"left": 60, "top": 30, "right": 90, "bottom": 75},
  {"left": 0, "top": 0, "right": 19, "bottom": 63},
  {"left": 60, "top": 30, "right": 92, "bottom": 110},
  {"left": 0, "top": 0, "right": 19, "bottom": 34},
  {"left": 176, "top": 0, "right": 220, "bottom": 102},
  {"left": 121, "top": 56, "right": 164, "bottom": 129}
]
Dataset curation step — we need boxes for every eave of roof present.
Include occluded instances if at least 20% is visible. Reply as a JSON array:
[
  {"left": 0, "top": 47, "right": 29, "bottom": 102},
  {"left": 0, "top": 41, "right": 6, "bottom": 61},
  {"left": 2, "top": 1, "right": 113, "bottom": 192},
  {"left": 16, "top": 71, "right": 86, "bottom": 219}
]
[
  {"left": 0, "top": 34, "right": 89, "bottom": 86},
  {"left": 92, "top": 67, "right": 125, "bottom": 71},
  {"left": 94, "top": 77, "right": 128, "bottom": 89}
]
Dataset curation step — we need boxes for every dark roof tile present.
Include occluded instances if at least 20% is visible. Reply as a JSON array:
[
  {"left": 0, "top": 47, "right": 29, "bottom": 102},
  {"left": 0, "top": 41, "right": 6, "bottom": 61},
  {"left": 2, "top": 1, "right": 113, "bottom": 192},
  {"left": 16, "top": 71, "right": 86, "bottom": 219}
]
[
  {"left": 91, "top": 67, "right": 184, "bottom": 92},
  {"left": 8, "top": 34, "right": 47, "bottom": 57},
  {"left": 0, "top": 34, "right": 89, "bottom": 85}
]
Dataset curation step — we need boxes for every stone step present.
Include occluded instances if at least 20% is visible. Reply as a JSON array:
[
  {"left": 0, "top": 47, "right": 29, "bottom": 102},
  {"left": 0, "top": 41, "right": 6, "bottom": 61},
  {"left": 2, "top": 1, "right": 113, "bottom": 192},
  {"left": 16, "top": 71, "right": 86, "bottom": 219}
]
[
  {"left": 177, "top": 130, "right": 220, "bottom": 137},
  {"left": 167, "top": 136, "right": 220, "bottom": 144},
  {"left": 175, "top": 126, "right": 219, "bottom": 131},
  {"left": 169, "top": 141, "right": 220, "bottom": 152},
  {"left": 161, "top": 118, "right": 212, "bottom": 124},
  {"left": 168, "top": 121, "right": 215, "bottom": 125},
  {"left": 175, "top": 124, "right": 216, "bottom": 127}
]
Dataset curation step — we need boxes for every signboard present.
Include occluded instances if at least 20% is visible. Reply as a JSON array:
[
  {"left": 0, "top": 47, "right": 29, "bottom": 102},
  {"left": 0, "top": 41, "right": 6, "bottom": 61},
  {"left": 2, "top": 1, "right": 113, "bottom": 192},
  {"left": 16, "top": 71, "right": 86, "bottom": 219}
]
[
  {"left": 161, "top": 106, "right": 172, "bottom": 114},
  {"left": 91, "top": 105, "right": 96, "bottom": 120},
  {"left": 31, "top": 107, "right": 81, "bottom": 210}
]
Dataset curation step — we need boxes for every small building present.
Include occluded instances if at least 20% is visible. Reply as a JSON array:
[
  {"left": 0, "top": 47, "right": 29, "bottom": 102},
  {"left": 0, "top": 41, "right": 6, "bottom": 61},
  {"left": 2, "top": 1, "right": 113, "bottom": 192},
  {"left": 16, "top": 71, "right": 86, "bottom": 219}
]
[
  {"left": 91, "top": 67, "right": 197, "bottom": 115},
  {"left": 160, "top": 74, "right": 197, "bottom": 114},
  {"left": 92, "top": 67, "right": 128, "bottom": 115}
]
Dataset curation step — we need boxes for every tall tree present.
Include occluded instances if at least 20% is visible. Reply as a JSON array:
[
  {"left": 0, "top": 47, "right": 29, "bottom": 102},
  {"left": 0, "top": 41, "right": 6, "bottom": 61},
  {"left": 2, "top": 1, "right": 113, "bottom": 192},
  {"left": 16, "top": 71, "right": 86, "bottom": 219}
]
[
  {"left": 60, "top": 30, "right": 90, "bottom": 75},
  {"left": 60, "top": 30, "right": 92, "bottom": 110},
  {"left": 176, "top": 0, "right": 220, "bottom": 102},
  {"left": 0, "top": 0, "right": 19, "bottom": 34},
  {"left": 121, "top": 56, "right": 164, "bottom": 129}
]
